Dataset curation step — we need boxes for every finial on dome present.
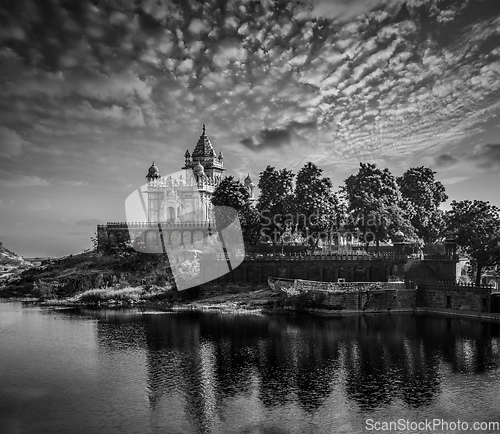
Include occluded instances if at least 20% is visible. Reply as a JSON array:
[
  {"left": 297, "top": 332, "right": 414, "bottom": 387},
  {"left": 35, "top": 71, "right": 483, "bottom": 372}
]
[
  {"left": 202, "top": 123, "right": 206, "bottom": 134},
  {"left": 147, "top": 161, "right": 160, "bottom": 180}
]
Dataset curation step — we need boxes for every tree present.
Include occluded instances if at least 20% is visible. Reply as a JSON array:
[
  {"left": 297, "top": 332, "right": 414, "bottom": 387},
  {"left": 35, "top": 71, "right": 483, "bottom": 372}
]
[
  {"left": 211, "top": 176, "right": 260, "bottom": 246},
  {"left": 239, "top": 205, "right": 261, "bottom": 246},
  {"left": 397, "top": 166, "right": 448, "bottom": 243},
  {"left": 343, "top": 163, "right": 415, "bottom": 252},
  {"left": 446, "top": 200, "right": 500, "bottom": 286},
  {"left": 212, "top": 176, "right": 251, "bottom": 212},
  {"left": 292, "top": 162, "right": 338, "bottom": 252},
  {"left": 257, "top": 166, "right": 295, "bottom": 252}
]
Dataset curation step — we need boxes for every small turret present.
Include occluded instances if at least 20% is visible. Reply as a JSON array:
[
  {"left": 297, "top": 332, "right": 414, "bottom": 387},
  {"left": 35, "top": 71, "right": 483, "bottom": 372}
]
[
  {"left": 146, "top": 161, "right": 160, "bottom": 182},
  {"left": 244, "top": 173, "right": 255, "bottom": 198},
  {"left": 184, "top": 149, "right": 191, "bottom": 167}
]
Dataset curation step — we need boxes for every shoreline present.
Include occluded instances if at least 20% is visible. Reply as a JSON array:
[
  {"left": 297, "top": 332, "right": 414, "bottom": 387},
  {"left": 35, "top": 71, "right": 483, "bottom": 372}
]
[{"left": 3, "top": 292, "right": 500, "bottom": 323}]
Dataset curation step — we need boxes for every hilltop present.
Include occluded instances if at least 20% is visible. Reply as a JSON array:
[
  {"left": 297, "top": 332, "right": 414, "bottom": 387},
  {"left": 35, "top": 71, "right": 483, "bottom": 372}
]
[
  {"left": 0, "top": 248, "right": 177, "bottom": 301},
  {"left": 0, "top": 247, "right": 277, "bottom": 310},
  {"left": 0, "top": 242, "right": 33, "bottom": 285}
]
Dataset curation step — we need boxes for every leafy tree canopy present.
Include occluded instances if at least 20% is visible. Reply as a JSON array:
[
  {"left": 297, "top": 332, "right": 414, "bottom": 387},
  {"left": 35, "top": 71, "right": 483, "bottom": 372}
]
[
  {"left": 446, "top": 200, "right": 500, "bottom": 285},
  {"left": 211, "top": 175, "right": 251, "bottom": 211},
  {"left": 257, "top": 165, "right": 295, "bottom": 245},
  {"left": 343, "top": 163, "right": 415, "bottom": 250},
  {"left": 292, "top": 162, "right": 338, "bottom": 248},
  {"left": 211, "top": 176, "right": 260, "bottom": 246},
  {"left": 397, "top": 166, "right": 447, "bottom": 243}
]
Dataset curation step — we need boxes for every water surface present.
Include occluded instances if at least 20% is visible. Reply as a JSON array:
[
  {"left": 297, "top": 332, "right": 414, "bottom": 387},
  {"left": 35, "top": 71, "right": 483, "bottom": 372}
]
[{"left": 1, "top": 302, "right": 499, "bottom": 433}]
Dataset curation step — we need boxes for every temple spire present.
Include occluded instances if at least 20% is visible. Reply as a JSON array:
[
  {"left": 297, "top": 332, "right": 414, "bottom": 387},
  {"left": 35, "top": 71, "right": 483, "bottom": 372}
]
[{"left": 192, "top": 123, "right": 216, "bottom": 159}]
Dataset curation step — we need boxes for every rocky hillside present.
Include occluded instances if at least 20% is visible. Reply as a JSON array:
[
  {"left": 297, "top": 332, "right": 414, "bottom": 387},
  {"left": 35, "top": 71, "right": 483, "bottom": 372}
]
[
  {"left": 0, "top": 249, "right": 175, "bottom": 299},
  {"left": 0, "top": 242, "right": 32, "bottom": 285}
]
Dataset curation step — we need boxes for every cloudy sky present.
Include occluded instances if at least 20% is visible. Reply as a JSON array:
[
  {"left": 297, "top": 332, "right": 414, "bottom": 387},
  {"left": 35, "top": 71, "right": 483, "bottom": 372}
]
[{"left": 0, "top": 0, "right": 499, "bottom": 256}]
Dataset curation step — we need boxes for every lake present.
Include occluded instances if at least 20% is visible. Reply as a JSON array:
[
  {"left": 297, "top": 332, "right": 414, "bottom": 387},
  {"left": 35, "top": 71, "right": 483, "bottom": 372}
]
[{"left": 1, "top": 302, "right": 499, "bottom": 433}]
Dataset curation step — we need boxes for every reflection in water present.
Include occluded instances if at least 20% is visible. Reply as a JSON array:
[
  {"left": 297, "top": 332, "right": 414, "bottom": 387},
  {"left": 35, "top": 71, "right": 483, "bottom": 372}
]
[
  {"left": 1, "top": 303, "right": 500, "bottom": 434},
  {"left": 94, "top": 311, "right": 500, "bottom": 432}
]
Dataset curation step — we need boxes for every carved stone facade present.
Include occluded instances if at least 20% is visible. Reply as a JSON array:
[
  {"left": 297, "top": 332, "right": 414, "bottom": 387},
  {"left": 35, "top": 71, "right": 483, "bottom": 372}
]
[{"left": 145, "top": 124, "right": 225, "bottom": 224}]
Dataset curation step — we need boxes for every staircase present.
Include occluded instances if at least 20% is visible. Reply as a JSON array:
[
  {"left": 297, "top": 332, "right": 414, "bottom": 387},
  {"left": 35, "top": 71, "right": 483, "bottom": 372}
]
[
  {"left": 404, "top": 259, "right": 443, "bottom": 282},
  {"left": 415, "top": 287, "right": 428, "bottom": 308}
]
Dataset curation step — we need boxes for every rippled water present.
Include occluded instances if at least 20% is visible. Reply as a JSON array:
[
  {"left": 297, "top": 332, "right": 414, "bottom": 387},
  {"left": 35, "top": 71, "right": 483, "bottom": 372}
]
[{"left": 1, "top": 302, "right": 500, "bottom": 434}]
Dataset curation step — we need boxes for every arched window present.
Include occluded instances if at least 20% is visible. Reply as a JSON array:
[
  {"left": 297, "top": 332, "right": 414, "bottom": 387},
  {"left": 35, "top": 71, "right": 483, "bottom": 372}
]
[{"left": 167, "top": 206, "right": 175, "bottom": 222}]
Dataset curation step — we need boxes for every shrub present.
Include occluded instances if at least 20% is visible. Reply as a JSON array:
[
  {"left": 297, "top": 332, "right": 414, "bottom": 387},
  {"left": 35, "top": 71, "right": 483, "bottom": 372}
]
[
  {"left": 33, "top": 279, "right": 60, "bottom": 300},
  {"left": 79, "top": 287, "right": 143, "bottom": 303}
]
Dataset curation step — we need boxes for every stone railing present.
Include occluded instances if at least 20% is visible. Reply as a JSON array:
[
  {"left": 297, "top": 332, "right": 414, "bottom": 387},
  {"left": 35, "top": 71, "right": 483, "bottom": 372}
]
[
  {"left": 415, "top": 280, "right": 494, "bottom": 294},
  {"left": 147, "top": 175, "right": 220, "bottom": 190},
  {"left": 205, "top": 251, "right": 407, "bottom": 262},
  {"left": 99, "top": 221, "right": 214, "bottom": 229},
  {"left": 421, "top": 253, "right": 460, "bottom": 260}
]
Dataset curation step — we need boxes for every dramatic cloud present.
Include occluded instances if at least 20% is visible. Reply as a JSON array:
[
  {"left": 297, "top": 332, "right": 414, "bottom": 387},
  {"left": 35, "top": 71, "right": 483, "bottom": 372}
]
[
  {"left": 299, "top": 0, "right": 389, "bottom": 21},
  {"left": 435, "top": 153, "right": 460, "bottom": 167},
  {"left": 1, "top": 0, "right": 499, "bottom": 255},
  {"left": 241, "top": 128, "right": 292, "bottom": 151},
  {"left": 1, "top": 0, "right": 499, "bottom": 170}
]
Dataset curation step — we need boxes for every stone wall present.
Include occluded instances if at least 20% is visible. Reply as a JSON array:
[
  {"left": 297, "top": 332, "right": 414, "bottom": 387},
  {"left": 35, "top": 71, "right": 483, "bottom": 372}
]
[
  {"left": 269, "top": 278, "right": 415, "bottom": 312},
  {"left": 97, "top": 223, "right": 213, "bottom": 253},
  {"left": 200, "top": 256, "right": 407, "bottom": 284},
  {"left": 97, "top": 224, "right": 462, "bottom": 284},
  {"left": 266, "top": 278, "right": 495, "bottom": 314},
  {"left": 418, "top": 282, "right": 493, "bottom": 313}
]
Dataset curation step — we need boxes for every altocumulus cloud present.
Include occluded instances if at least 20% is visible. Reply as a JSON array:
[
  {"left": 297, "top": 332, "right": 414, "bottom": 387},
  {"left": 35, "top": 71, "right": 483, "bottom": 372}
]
[
  {"left": 1, "top": 0, "right": 500, "bottom": 256},
  {"left": 0, "top": 0, "right": 499, "bottom": 179}
]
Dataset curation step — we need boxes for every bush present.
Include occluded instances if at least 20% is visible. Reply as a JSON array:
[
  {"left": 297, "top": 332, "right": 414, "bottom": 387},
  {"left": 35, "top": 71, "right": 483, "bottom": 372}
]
[
  {"left": 79, "top": 287, "right": 143, "bottom": 303},
  {"left": 33, "top": 279, "right": 60, "bottom": 300},
  {"left": 77, "top": 285, "right": 177, "bottom": 304}
]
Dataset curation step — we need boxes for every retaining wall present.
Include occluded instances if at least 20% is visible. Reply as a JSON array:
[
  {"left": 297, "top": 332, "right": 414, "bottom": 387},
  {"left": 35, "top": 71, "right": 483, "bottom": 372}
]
[
  {"left": 268, "top": 278, "right": 496, "bottom": 315},
  {"left": 200, "top": 256, "right": 407, "bottom": 284},
  {"left": 418, "top": 282, "right": 494, "bottom": 313}
]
